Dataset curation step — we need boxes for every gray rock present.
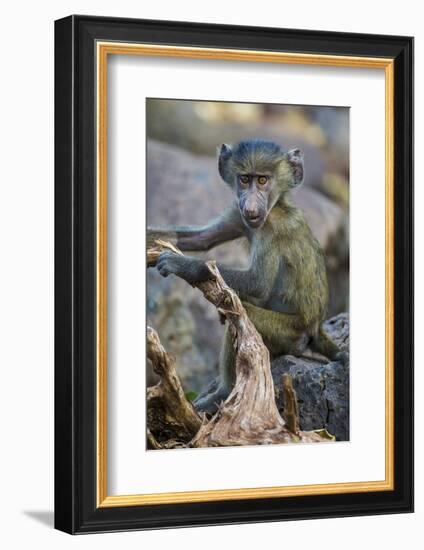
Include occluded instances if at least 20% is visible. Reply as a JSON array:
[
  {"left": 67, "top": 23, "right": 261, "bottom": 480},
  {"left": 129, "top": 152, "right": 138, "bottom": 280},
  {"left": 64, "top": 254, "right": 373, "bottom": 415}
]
[
  {"left": 146, "top": 270, "right": 224, "bottom": 391},
  {"left": 273, "top": 313, "right": 349, "bottom": 441}
]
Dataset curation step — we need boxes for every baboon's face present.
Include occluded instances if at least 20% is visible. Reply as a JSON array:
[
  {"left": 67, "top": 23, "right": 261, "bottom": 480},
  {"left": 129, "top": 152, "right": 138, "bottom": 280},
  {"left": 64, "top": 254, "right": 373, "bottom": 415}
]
[
  {"left": 218, "top": 140, "right": 304, "bottom": 230},
  {"left": 236, "top": 173, "right": 272, "bottom": 229}
]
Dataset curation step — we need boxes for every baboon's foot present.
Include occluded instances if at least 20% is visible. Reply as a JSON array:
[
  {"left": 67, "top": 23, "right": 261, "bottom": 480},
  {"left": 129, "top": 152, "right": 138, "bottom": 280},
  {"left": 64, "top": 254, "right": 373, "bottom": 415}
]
[{"left": 194, "top": 384, "right": 230, "bottom": 415}]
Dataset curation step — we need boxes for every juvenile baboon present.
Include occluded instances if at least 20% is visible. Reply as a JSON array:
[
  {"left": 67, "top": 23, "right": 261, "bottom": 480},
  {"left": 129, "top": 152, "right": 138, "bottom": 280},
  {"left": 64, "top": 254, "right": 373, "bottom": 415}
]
[{"left": 148, "top": 139, "right": 347, "bottom": 412}]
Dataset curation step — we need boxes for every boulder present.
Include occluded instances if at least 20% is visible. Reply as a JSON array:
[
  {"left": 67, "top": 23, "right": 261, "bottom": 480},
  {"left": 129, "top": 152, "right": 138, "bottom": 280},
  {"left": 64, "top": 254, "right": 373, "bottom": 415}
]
[{"left": 273, "top": 313, "right": 349, "bottom": 441}]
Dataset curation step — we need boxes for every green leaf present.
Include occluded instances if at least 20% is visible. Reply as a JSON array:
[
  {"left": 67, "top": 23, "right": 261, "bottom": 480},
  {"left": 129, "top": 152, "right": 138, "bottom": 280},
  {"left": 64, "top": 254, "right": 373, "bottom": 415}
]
[{"left": 185, "top": 391, "right": 198, "bottom": 402}]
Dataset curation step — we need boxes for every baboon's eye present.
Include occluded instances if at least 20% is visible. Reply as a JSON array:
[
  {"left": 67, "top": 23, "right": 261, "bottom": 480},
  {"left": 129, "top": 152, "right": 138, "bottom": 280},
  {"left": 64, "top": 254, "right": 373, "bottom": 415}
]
[
  {"left": 239, "top": 175, "right": 250, "bottom": 185},
  {"left": 257, "top": 176, "right": 268, "bottom": 185}
]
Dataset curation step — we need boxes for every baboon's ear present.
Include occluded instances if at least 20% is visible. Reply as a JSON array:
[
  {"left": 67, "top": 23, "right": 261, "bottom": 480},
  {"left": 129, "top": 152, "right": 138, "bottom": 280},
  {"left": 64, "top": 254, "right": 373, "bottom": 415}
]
[
  {"left": 218, "top": 143, "right": 233, "bottom": 184},
  {"left": 287, "top": 148, "right": 304, "bottom": 187}
]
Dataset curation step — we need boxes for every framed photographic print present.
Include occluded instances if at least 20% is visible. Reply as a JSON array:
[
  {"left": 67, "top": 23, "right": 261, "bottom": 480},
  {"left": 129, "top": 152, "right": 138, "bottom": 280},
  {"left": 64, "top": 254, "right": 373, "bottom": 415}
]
[{"left": 54, "top": 15, "right": 413, "bottom": 534}]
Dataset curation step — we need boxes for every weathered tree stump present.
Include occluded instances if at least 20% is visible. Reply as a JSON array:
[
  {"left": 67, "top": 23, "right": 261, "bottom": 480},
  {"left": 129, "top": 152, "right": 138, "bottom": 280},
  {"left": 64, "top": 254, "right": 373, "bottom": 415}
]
[{"left": 147, "top": 241, "right": 333, "bottom": 448}]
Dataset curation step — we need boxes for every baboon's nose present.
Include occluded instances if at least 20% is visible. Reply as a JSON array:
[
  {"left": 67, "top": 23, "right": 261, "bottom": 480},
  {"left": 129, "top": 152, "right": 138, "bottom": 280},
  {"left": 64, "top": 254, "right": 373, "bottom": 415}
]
[{"left": 245, "top": 207, "right": 259, "bottom": 220}]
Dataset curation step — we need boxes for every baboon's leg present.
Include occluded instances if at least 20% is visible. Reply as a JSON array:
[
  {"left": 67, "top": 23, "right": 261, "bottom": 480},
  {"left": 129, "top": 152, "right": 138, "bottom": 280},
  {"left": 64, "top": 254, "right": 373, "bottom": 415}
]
[
  {"left": 242, "top": 302, "right": 309, "bottom": 358},
  {"left": 195, "top": 305, "right": 307, "bottom": 414},
  {"left": 194, "top": 326, "right": 234, "bottom": 413}
]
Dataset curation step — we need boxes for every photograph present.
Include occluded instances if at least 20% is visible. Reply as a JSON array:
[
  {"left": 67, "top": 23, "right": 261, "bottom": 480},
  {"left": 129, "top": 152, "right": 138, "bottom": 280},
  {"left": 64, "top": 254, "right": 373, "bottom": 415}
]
[{"left": 145, "top": 98, "right": 350, "bottom": 449}]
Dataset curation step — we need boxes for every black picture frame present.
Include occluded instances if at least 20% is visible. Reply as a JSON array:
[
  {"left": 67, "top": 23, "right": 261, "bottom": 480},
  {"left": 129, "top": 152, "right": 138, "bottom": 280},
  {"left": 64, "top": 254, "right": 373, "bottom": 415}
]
[{"left": 55, "top": 15, "right": 414, "bottom": 534}]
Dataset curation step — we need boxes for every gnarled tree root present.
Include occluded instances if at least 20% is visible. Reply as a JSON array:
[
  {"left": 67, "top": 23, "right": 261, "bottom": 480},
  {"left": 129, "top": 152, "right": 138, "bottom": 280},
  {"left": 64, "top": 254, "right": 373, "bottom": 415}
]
[
  {"left": 147, "top": 241, "right": 332, "bottom": 448},
  {"left": 146, "top": 326, "right": 202, "bottom": 448}
]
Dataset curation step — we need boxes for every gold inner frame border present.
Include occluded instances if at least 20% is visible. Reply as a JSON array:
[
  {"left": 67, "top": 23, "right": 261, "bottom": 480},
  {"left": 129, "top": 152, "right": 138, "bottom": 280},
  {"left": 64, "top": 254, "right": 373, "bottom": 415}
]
[{"left": 96, "top": 42, "right": 394, "bottom": 508}]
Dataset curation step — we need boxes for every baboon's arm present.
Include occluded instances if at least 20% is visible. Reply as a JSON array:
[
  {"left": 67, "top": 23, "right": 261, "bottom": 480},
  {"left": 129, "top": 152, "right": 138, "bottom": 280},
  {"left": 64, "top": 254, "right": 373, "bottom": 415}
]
[
  {"left": 156, "top": 251, "right": 279, "bottom": 304},
  {"left": 216, "top": 260, "right": 279, "bottom": 302},
  {"left": 147, "top": 205, "right": 244, "bottom": 251}
]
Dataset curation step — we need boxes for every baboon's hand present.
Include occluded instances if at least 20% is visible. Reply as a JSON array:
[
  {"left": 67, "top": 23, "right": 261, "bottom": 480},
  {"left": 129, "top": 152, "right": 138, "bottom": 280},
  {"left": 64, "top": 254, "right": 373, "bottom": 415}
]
[
  {"left": 156, "top": 251, "right": 208, "bottom": 285},
  {"left": 156, "top": 251, "right": 185, "bottom": 278}
]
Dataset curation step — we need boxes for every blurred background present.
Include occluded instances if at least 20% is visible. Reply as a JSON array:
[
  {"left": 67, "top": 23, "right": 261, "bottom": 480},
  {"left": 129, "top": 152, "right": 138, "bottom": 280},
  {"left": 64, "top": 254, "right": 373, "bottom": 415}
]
[{"left": 146, "top": 99, "right": 349, "bottom": 392}]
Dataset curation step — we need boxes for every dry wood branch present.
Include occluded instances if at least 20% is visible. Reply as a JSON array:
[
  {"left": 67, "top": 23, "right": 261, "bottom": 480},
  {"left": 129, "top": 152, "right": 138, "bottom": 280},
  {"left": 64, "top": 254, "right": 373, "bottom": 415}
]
[
  {"left": 147, "top": 428, "right": 162, "bottom": 450},
  {"left": 282, "top": 374, "right": 300, "bottom": 435},
  {"left": 146, "top": 326, "right": 202, "bottom": 448},
  {"left": 147, "top": 239, "right": 182, "bottom": 267},
  {"left": 147, "top": 241, "right": 330, "bottom": 447}
]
